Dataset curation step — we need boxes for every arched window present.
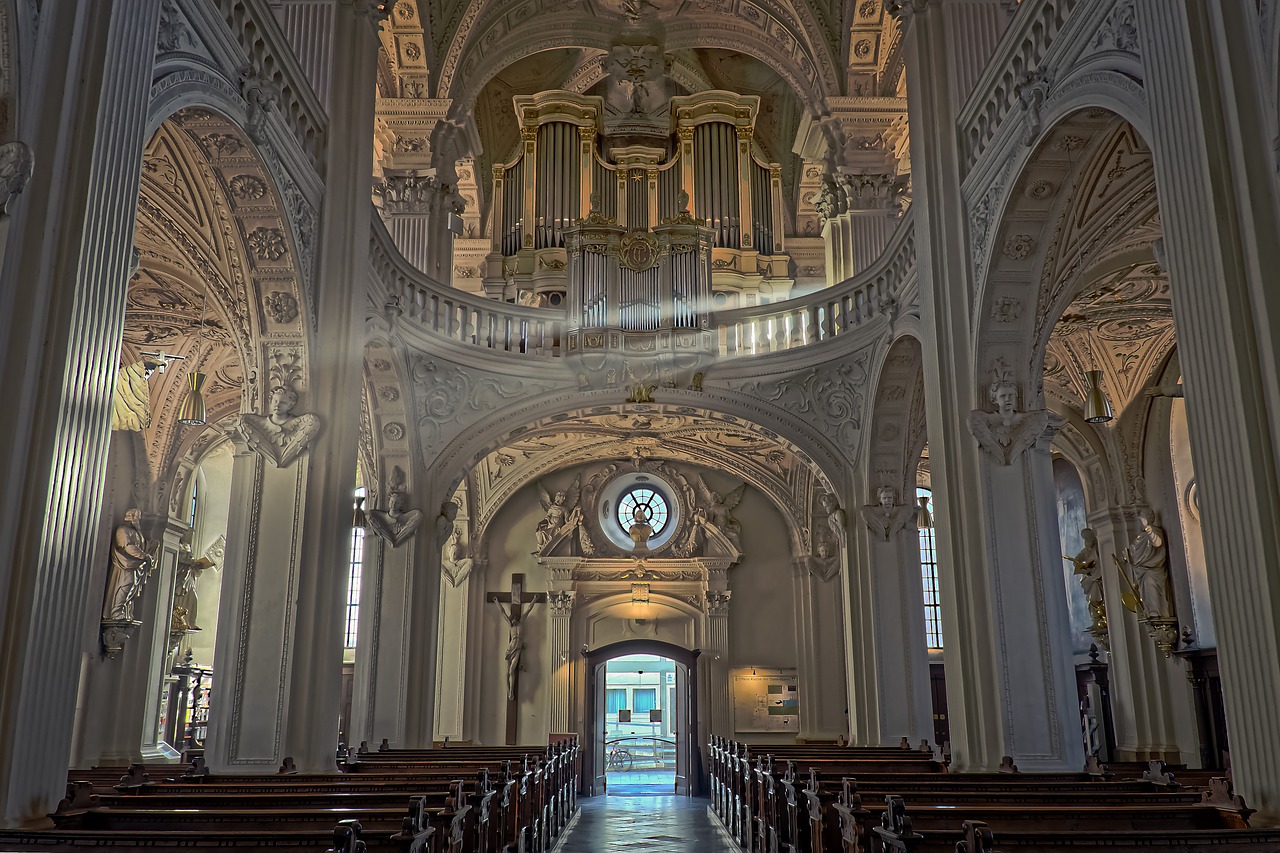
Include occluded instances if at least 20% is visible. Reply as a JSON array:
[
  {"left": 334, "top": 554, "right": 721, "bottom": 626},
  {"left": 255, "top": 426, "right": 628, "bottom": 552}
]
[
  {"left": 188, "top": 476, "right": 199, "bottom": 528},
  {"left": 917, "top": 487, "right": 943, "bottom": 649},
  {"left": 616, "top": 485, "right": 671, "bottom": 536},
  {"left": 345, "top": 486, "right": 366, "bottom": 649}
]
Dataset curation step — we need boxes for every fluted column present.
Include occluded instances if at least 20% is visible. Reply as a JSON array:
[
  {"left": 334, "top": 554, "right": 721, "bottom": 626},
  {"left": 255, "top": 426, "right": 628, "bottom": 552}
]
[
  {"left": 903, "top": 0, "right": 1016, "bottom": 773},
  {"left": 547, "top": 591, "right": 576, "bottom": 735},
  {"left": 704, "top": 591, "right": 732, "bottom": 737},
  {"left": 279, "top": 0, "right": 379, "bottom": 773},
  {"left": 1135, "top": 0, "right": 1280, "bottom": 817},
  {"left": 843, "top": 521, "right": 880, "bottom": 746},
  {"left": 0, "top": 0, "right": 161, "bottom": 826}
]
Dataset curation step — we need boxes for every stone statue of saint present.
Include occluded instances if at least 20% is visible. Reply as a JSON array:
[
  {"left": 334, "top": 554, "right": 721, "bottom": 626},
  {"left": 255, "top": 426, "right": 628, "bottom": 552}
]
[
  {"left": 628, "top": 505, "right": 654, "bottom": 552},
  {"left": 236, "top": 384, "right": 322, "bottom": 468},
  {"left": 696, "top": 475, "right": 745, "bottom": 551},
  {"left": 819, "top": 492, "right": 848, "bottom": 544},
  {"left": 1067, "top": 528, "right": 1103, "bottom": 607},
  {"left": 103, "top": 508, "right": 153, "bottom": 622},
  {"left": 534, "top": 476, "right": 581, "bottom": 552},
  {"left": 367, "top": 467, "right": 425, "bottom": 548},
  {"left": 967, "top": 363, "right": 1058, "bottom": 466},
  {"left": 860, "top": 485, "right": 913, "bottom": 542},
  {"left": 1121, "top": 512, "right": 1172, "bottom": 620},
  {"left": 172, "top": 528, "right": 214, "bottom": 632}
]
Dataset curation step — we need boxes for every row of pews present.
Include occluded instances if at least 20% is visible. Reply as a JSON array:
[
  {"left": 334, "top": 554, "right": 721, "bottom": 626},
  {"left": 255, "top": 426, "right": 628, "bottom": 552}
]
[
  {"left": 708, "top": 736, "right": 1280, "bottom": 852},
  {"left": 0, "top": 741, "right": 579, "bottom": 852}
]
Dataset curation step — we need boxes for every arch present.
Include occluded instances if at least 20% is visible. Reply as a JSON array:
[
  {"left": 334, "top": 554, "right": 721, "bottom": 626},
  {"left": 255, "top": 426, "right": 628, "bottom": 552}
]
[
  {"left": 865, "top": 333, "right": 927, "bottom": 503},
  {"left": 973, "top": 108, "right": 1160, "bottom": 406},
  {"left": 440, "top": 12, "right": 834, "bottom": 135},
  {"left": 582, "top": 637, "right": 702, "bottom": 795},
  {"left": 127, "top": 108, "right": 315, "bottom": 518}
]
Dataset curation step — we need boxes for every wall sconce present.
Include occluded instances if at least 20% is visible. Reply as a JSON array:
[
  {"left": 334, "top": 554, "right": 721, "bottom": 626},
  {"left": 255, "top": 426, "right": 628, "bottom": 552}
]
[
  {"left": 916, "top": 495, "right": 933, "bottom": 530},
  {"left": 1082, "top": 370, "right": 1114, "bottom": 423},
  {"left": 631, "top": 582, "right": 650, "bottom": 605}
]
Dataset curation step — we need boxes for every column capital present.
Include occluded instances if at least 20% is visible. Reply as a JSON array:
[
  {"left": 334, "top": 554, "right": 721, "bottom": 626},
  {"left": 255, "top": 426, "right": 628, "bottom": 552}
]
[
  {"left": 705, "top": 589, "right": 731, "bottom": 615},
  {"left": 549, "top": 589, "right": 576, "bottom": 616}
]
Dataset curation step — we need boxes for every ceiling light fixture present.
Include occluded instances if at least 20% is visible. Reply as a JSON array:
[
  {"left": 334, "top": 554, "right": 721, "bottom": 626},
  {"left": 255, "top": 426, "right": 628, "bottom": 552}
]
[
  {"left": 916, "top": 495, "right": 933, "bottom": 530},
  {"left": 1082, "top": 369, "right": 1114, "bottom": 424},
  {"left": 178, "top": 282, "right": 210, "bottom": 426}
]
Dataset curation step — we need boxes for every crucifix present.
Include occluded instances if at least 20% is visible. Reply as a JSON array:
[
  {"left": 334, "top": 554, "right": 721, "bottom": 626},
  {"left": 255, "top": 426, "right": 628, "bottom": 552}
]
[{"left": 488, "top": 573, "right": 547, "bottom": 745}]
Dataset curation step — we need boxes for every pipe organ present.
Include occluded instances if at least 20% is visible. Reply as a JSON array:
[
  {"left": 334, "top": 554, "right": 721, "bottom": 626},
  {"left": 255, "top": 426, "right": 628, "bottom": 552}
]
[{"left": 485, "top": 90, "right": 790, "bottom": 317}]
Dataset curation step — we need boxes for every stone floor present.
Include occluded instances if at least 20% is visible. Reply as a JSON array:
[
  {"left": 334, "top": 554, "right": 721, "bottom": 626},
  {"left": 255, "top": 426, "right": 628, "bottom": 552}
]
[{"left": 554, "top": 791, "right": 737, "bottom": 852}]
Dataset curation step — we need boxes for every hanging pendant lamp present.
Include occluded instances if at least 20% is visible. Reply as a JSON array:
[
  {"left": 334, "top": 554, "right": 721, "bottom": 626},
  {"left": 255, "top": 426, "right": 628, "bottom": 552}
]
[
  {"left": 177, "top": 370, "right": 207, "bottom": 426},
  {"left": 916, "top": 495, "right": 933, "bottom": 530},
  {"left": 1082, "top": 369, "right": 1114, "bottom": 424},
  {"left": 352, "top": 495, "right": 368, "bottom": 529},
  {"left": 178, "top": 281, "right": 210, "bottom": 427}
]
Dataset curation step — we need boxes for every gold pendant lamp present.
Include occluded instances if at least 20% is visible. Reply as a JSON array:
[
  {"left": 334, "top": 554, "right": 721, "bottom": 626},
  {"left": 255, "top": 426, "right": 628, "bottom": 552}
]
[
  {"left": 178, "top": 280, "right": 210, "bottom": 427},
  {"left": 915, "top": 495, "right": 933, "bottom": 530},
  {"left": 1082, "top": 369, "right": 1113, "bottom": 424}
]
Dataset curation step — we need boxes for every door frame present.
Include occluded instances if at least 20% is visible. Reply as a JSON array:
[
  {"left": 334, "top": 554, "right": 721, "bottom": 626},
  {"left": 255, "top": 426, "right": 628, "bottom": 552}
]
[{"left": 583, "top": 639, "right": 701, "bottom": 796}]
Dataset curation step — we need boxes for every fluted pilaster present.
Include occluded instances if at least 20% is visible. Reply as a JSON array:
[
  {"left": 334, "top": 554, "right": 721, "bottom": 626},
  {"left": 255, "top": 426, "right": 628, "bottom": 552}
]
[
  {"left": 0, "top": 0, "right": 161, "bottom": 826},
  {"left": 1135, "top": 0, "right": 1280, "bottom": 818}
]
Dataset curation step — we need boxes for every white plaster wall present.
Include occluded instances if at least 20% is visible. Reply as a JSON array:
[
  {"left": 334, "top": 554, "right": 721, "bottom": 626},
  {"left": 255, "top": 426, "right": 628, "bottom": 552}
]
[{"left": 186, "top": 443, "right": 234, "bottom": 668}]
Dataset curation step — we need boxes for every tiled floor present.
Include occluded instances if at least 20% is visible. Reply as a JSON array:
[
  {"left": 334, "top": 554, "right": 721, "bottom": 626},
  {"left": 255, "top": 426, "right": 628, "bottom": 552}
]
[{"left": 554, "top": 791, "right": 738, "bottom": 851}]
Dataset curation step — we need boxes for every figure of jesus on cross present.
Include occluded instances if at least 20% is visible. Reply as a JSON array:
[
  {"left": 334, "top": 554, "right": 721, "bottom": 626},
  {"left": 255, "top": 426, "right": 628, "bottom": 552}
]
[{"left": 488, "top": 573, "right": 547, "bottom": 745}]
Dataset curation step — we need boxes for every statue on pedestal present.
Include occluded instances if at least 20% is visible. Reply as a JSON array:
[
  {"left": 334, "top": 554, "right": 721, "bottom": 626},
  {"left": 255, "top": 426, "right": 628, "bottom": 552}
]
[
  {"left": 104, "top": 509, "right": 153, "bottom": 622},
  {"left": 1114, "top": 511, "right": 1178, "bottom": 656},
  {"left": 1065, "top": 527, "right": 1107, "bottom": 646},
  {"left": 101, "top": 508, "right": 156, "bottom": 659}
]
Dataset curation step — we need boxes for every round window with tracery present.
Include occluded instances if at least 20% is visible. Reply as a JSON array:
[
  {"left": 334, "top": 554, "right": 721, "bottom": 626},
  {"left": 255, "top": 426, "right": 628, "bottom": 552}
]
[{"left": 616, "top": 486, "right": 670, "bottom": 536}]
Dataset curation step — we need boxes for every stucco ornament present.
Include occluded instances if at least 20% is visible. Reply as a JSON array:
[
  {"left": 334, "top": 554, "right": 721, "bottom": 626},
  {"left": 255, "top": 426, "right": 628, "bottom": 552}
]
[
  {"left": 819, "top": 491, "right": 848, "bottom": 545},
  {"left": 734, "top": 356, "right": 868, "bottom": 457},
  {"left": 967, "top": 359, "right": 1061, "bottom": 465},
  {"left": 535, "top": 475, "right": 583, "bottom": 554},
  {"left": 696, "top": 474, "right": 746, "bottom": 552},
  {"left": 367, "top": 466, "right": 425, "bottom": 547},
  {"left": 441, "top": 526, "right": 475, "bottom": 586},
  {"left": 236, "top": 352, "right": 320, "bottom": 467},
  {"left": 860, "top": 485, "right": 913, "bottom": 542}
]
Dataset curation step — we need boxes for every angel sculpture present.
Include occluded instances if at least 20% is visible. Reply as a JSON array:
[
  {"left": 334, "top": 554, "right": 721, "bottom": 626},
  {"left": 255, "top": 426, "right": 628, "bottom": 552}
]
[
  {"left": 366, "top": 466, "right": 425, "bottom": 547},
  {"left": 696, "top": 474, "right": 746, "bottom": 551},
  {"left": 236, "top": 384, "right": 322, "bottom": 468},
  {"left": 860, "top": 485, "right": 914, "bottom": 542},
  {"left": 966, "top": 362, "right": 1058, "bottom": 466},
  {"left": 534, "top": 475, "right": 582, "bottom": 552}
]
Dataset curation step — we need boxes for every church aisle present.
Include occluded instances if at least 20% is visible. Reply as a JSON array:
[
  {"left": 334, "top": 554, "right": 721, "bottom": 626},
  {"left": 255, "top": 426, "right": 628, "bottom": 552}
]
[{"left": 555, "top": 792, "right": 737, "bottom": 852}]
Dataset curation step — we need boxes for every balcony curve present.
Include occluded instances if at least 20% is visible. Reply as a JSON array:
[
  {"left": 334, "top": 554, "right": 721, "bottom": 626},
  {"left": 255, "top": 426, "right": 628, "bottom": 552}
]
[
  {"left": 712, "top": 208, "right": 915, "bottom": 358},
  {"left": 369, "top": 218, "right": 565, "bottom": 359}
]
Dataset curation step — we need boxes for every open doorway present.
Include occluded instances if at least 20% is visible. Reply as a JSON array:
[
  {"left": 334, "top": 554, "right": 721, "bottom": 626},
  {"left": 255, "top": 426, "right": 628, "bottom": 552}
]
[
  {"left": 603, "top": 654, "right": 677, "bottom": 792},
  {"left": 584, "top": 640, "right": 700, "bottom": 797}
]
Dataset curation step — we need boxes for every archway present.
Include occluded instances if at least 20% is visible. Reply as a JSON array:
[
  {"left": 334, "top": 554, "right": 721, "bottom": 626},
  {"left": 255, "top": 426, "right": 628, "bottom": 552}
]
[{"left": 583, "top": 639, "right": 700, "bottom": 798}]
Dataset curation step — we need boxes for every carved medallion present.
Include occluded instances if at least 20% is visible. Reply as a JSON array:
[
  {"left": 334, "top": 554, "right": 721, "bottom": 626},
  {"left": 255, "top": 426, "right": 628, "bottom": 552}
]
[{"left": 618, "top": 230, "right": 660, "bottom": 272}]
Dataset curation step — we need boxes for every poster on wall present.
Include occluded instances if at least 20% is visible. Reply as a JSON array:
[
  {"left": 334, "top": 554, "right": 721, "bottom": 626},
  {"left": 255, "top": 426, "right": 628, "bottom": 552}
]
[{"left": 731, "top": 668, "right": 799, "bottom": 732}]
